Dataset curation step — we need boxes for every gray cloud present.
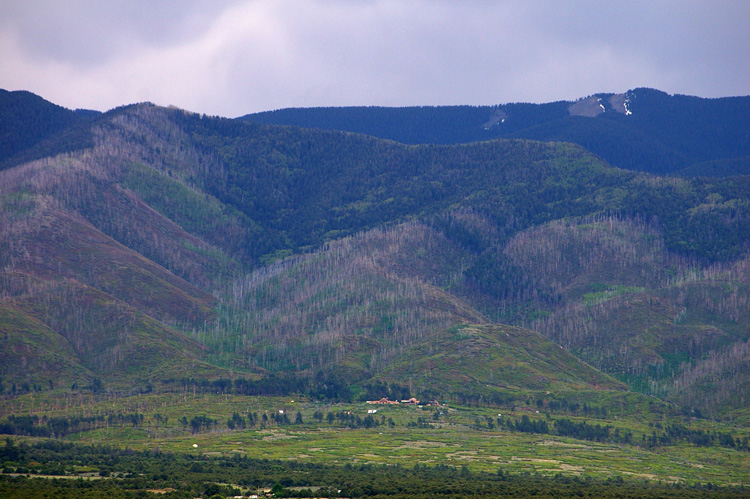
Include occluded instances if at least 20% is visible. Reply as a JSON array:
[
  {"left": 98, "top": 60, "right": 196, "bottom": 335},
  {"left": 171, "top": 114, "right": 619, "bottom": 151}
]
[
  {"left": 0, "top": 0, "right": 748, "bottom": 116},
  {"left": 0, "top": 0, "right": 239, "bottom": 65}
]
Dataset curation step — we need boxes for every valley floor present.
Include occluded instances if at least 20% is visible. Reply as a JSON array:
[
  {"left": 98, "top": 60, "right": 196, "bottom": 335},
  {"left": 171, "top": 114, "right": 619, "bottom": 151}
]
[{"left": 2, "top": 392, "right": 749, "bottom": 488}]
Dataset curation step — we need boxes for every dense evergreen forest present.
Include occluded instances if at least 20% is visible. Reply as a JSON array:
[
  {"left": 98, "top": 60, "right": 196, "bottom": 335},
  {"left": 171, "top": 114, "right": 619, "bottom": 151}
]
[
  {"left": 241, "top": 88, "right": 750, "bottom": 176},
  {"left": 0, "top": 89, "right": 100, "bottom": 170}
]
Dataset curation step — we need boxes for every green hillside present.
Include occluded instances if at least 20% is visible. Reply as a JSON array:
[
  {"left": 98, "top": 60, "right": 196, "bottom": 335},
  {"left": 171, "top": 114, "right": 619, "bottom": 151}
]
[
  {"left": 377, "top": 323, "right": 626, "bottom": 395},
  {"left": 1, "top": 96, "right": 750, "bottom": 419},
  {"left": 208, "top": 222, "right": 485, "bottom": 375},
  {"left": 0, "top": 303, "right": 91, "bottom": 386}
]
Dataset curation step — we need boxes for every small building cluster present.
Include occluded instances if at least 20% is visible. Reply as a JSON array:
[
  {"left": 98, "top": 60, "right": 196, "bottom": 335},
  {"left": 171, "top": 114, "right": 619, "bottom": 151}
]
[{"left": 366, "top": 397, "right": 420, "bottom": 405}]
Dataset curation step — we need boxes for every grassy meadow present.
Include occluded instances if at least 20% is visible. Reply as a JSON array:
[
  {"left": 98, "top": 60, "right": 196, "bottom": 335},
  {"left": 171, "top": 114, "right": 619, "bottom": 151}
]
[{"left": 3, "top": 391, "right": 749, "bottom": 486}]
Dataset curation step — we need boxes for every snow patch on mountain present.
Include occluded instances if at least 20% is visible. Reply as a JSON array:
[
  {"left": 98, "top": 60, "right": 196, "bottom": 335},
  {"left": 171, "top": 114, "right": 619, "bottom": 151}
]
[{"left": 607, "top": 93, "right": 632, "bottom": 115}]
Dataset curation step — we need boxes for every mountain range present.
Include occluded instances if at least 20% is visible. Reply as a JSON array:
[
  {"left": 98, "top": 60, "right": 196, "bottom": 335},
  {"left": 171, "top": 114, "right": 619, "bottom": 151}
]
[
  {"left": 241, "top": 88, "right": 750, "bottom": 177},
  {"left": 1, "top": 88, "right": 750, "bottom": 421}
]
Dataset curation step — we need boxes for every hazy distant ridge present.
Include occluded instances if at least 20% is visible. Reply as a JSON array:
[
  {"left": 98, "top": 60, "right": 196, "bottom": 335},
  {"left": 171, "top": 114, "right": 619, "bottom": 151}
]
[{"left": 241, "top": 88, "right": 750, "bottom": 176}]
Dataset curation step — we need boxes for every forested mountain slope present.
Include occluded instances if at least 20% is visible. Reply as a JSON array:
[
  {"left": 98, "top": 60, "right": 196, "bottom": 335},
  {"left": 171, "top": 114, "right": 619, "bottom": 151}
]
[
  {"left": 241, "top": 88, "right": 750, "bottom": 176},
  {"left": 0, "top": 89, "right": 100, "bottom": 170},
  {"left": 2, "top": 93, "right": 750, "bottom": 419}
]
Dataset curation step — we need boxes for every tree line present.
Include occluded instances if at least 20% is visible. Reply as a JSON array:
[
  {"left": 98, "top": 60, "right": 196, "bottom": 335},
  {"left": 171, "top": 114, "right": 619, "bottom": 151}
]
[{"left": 1, "top": 438, "right": 748, "bottom": 498}]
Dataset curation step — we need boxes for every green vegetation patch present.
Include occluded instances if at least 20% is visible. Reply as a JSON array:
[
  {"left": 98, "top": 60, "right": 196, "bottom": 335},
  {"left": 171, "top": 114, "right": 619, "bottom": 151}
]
[{"left": 583, "top": 285, "right": 646, "bottom": 306}]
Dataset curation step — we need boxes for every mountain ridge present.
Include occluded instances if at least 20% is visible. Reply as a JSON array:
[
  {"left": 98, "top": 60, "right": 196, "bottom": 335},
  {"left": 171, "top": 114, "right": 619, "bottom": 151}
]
[
  {"left": 1, "top": 91, "right": 750, "bottom": 419},
  {"left": 240, "top": 87, "right": 750, "bottom": 176}
]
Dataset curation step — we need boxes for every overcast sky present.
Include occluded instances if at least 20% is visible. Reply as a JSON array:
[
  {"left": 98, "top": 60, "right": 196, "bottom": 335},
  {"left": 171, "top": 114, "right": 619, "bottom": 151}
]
[{"left": 1, "top": 0, "right": 748, "bottom": 117}]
